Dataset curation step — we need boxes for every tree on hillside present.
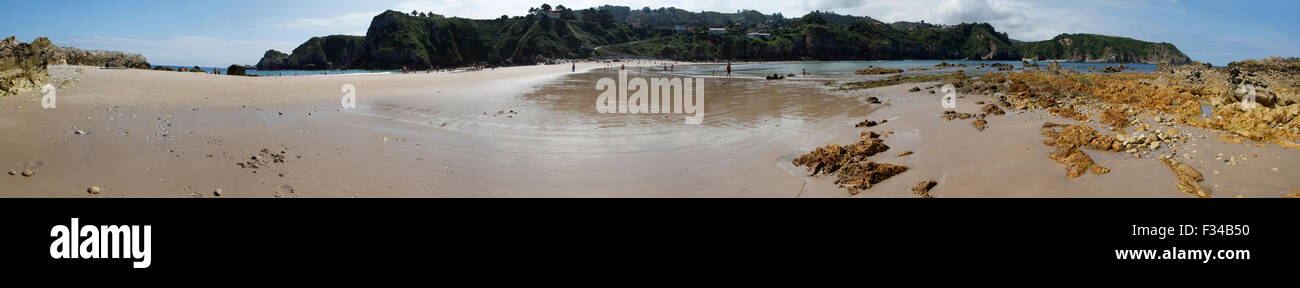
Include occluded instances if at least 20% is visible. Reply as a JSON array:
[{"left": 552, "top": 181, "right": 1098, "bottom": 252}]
[
  {"left": 801, "top": 13, "right": 827, "bottom": 25},
  {"left": 594, "top": 9, "right": 614, "bottom": 27},
  {"left": 557, "top": 5, "right": 577, "bottom": 20}
]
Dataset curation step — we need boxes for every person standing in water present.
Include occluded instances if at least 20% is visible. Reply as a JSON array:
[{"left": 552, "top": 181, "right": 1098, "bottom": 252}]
[{"left": 726, "top": 61, "right": 732, "bottom": 77}]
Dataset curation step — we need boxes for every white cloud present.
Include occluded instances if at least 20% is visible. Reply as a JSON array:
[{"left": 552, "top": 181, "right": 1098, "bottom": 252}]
[
  {"left": 268, "top": 11, "right": 381, "bottom": 35},
  {"left": 56, "top": 36, "right": 299, "bottom": 67},
  {"left": 840, "top": 0, "right": 1095, "bottom": 41}
]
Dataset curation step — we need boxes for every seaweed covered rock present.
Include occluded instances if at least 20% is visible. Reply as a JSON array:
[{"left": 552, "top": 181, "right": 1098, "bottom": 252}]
[
  {"left": 793, "top": 134, "right": 908, "bottom": 195},
  {"left": 941, "top": 110, "right": 974, "bottom": 121},
  {"left": 1048, "top": 145, "right": 1109, "bottom": 178},
  {"left": 910, "top": 180, "right": 937, "bottom": 198},
  {"left": 981, "top": 103, "right": 1005, "bottom": 115},
  {"left": 1041, "top": 122, "right": 1122, "bottom": 178},
  {"left": 1041, "top": 122, "right": 1123, "bottom": 152},
  {"left": 1160, "top": 158, "right": 1212, "bottom": 198},
  {"left": 834, "top": 162, "right": 909, "bottom": 195},
  {"left": 856, "top": 67, "right": 903, "bottom": 75},
  {"left": 793, "top": 137, "right": 891, "bottom": 176}
]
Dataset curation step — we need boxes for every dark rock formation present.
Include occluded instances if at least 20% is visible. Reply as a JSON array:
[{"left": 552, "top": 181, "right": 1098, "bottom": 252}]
[
  {"left": 1, "top": 36, "right": 56, "bottom": 96},
  {"left": 255, "top": 35, "right": 365, "bottom": 70},
  {"left": 226, "top": 64, "right": 247, "bottom": 76}
]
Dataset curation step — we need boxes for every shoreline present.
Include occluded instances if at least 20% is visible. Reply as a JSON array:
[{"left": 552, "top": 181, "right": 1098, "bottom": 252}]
[{"left": 1, "top": 62, "right": 1296, "bottom": 197}]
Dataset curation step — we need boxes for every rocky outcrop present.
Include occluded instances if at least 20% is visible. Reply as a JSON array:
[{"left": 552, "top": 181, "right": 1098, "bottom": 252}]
[
  {"left": 1, "top": 36, "right": 56, "bottom": 96},
  {"left": 1041, "top": 123, "right": 1122, "bottom": 178},
  {"left": 1160, "top": 157, "right": 1212, "bottom": 198},
  {"left": 255, "top": 50, "right": 289, "bottom": 70},
  {"left": 226, "top": 64, "right": 247, "bottom": 76},
  {"left": 910, "top": 180, "right": 937, "bottom": 198},
  {"left": 52, "top": 46, "right": 150, "bottom": 69},
  {"left": 793, "top": 131, "right": 908, "bottom": 195},
  {"left": 1156, "top": 57, "right": 1300, "bottom": 108},
  {"left": 255, "top": 35, "right": 365, "bottom": 70},
  {"left": 1017, "top": 33, "right": 1192, "bottom": 65}
]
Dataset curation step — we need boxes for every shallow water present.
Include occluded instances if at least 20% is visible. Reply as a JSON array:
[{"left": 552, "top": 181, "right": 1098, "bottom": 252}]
[{"left": 665, "top": 60, "right": 1156, "bottom": 81}]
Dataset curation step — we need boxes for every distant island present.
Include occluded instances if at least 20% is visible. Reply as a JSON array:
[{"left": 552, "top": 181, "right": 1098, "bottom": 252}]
[{"left": 257, "top": 5, "right": 1192, "bottom": 70}]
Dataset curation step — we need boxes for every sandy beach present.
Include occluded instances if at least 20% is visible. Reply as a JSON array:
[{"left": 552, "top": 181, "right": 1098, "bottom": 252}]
[{"left": 1, "top": 63, "right": 1297, "bottom": 197}]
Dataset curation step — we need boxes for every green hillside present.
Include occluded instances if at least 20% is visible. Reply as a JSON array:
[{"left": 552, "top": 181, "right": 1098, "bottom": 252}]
[{"left": 256, "top": 5, "right": 1192, "bottom": 70}]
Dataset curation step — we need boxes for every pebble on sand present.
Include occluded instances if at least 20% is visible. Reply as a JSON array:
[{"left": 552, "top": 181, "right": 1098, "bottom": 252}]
[
  {"left": 87, "top": 186, "right": 101, "bottom": 194},
  {"left": 7, "top": 170, "right": 15, "bottom": 175},
  {"left": 20, "top": 169, "right": 34, "bottom": 177},
  {"left": 214, "top": 188, "right": 223, "bottom": 197}
]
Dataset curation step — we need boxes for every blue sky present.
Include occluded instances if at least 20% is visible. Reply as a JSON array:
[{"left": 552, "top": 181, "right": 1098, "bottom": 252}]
[{"left": 2, "top": 0, "right": 1295, "bottom": 66}]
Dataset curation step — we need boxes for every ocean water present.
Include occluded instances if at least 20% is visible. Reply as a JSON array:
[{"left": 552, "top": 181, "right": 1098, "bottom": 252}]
[
  {"left": 667, "top": 60, "right": 1156, "bottom": 81},
  {"left": 246, "top": 69, "right": 400, "bottom": 77},
  {"left": 150, "top": 65, "right": 398, "bottom": 76},
  {"left": 156, "top": 60, "right": 1154, "bottom": 78}
]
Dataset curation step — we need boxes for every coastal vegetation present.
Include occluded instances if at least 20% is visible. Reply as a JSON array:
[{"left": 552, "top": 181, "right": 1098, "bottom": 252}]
[
  {"left": 259, "top": 4, "right": 1192, "bottom": 70},
  {"left": 1016, "top": 33, "right": 1190, "bottom": 64},
  {"left": 837, "top": 72, "right": 968, "bottom": 90}
]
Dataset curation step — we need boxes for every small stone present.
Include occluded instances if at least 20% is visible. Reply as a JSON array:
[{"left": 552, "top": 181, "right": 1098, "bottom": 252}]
[
  {"left": 214, "top": 188, "right": 223, "bottom": 197},
  {"left": 6, "top": 170, "right": 15, "bottom": 175},
  {"left": 87, "top": 186, "right": 101, "bottom": 194},
  {"left": 74, "top": 130, "right": 86, "bottom": 135},
  {"left": 20, "top": 169, "right": 34, "bottom": 177},
  {"left": 1273, "top": 168, "right": 1279, "bottom": 172}
]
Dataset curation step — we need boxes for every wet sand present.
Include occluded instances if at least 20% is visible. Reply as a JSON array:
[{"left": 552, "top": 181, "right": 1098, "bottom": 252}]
[{"left": 1, "top": 64, "right": 1296, "bottom": 197}]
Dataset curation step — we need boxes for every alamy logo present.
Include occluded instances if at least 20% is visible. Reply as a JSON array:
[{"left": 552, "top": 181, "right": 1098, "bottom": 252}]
[
  {"left": 341, "top": 84, "right": 357, "bottom": 109},
  {"left": 596, "top": 70, "right": 705, "bottom": 124},
  {"left": 940, "top": 84, "right": 957, "bottom": 109},
  {"left": 49, "top": 218, "right": 152, "bottom": 268},
  {"left": 1237, "top": 83, "right": 1257, "bottom": 109},
  {"left": 41, "top": 83, "right": 56, "bottom": 109}
]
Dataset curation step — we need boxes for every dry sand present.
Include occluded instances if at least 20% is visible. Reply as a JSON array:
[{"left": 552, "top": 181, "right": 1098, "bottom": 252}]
[{"left": 0, "top": 64, "right": 1295, "bottom": 197}]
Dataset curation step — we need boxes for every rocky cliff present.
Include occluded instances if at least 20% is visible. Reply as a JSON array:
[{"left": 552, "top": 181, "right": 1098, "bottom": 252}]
[
  {"left": 1, "top": 36, "right": 56, "bottom": 96},
  {"left": 1017, "top": 33, "right": 1191, "bottom": 65},
  {"left": 259, "top": 9, "right": 1194, "bottom": 69},
  {"left": 52, "top": 46, "right": 151, "bottom": 69},
  {"left": 2, "top": 36, "right": 154, "bottom": 96},
  {"left": 255, "top": 35, "right": 365, "bottom": 70}
]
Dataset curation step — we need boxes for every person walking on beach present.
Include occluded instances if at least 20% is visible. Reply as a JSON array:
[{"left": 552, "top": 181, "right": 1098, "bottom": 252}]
[
  {"left": 726, "top": 61, "right": 732, "bottom": 77},
  {"left": 572, "top": 63, "right": 575, "bottom": 72}
]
